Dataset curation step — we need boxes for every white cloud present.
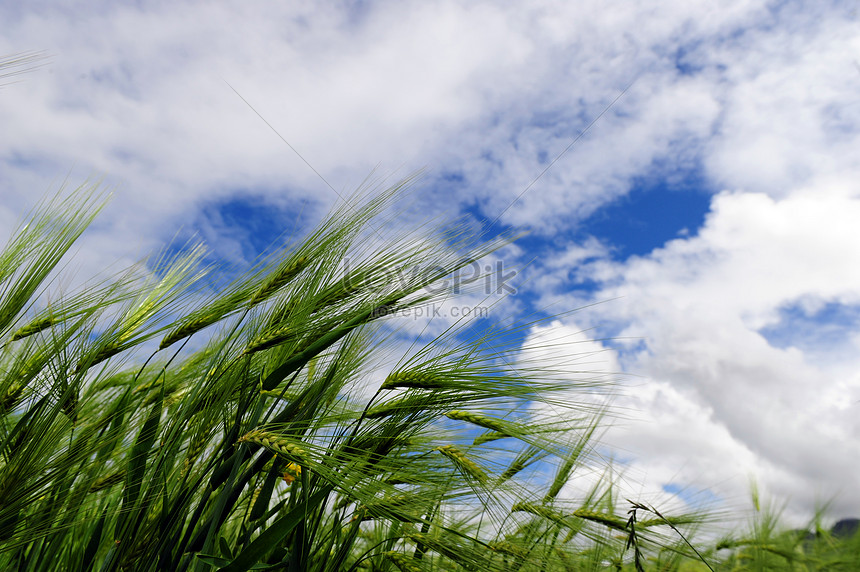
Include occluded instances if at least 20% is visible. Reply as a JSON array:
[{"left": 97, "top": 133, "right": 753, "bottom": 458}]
[
  {"left": 537, "top": 184, "right": 860, "bottom": 522},
  {"left": 1, "top": 0, "right": 775, "bottom": 251},
  {"left": 703, "top": 11, "right": 860, "bottom": 196}
]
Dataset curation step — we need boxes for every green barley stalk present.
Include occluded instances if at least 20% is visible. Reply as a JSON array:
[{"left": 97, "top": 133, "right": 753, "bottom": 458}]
[{"left": 0, "top": 165, "right": 717, "bottom": 571}]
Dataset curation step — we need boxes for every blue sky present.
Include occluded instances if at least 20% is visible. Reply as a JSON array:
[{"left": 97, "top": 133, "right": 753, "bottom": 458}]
[
  {"left": 580, "top": 166, "right": 712, "bottom": 259},
  {"left": 3, "top": 0, "right": 860, "bottom": 527}
]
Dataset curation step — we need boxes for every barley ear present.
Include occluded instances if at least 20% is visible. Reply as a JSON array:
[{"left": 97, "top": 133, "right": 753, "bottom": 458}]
[
  {"left": 435, "top": 445, "right": 487, "bottom": 484},
  {"left": 249, "top": 255, "right": 309, "bottom": 306},
  {"left": 159, "top": 312, "right": 220, "bottom": 350},
  {"left": 239, "top": 430, "right": 308, "bottom": 463},
  {"left": 572, "top": 508, "right": 627, "bottom": 531},
  {"left": 244, "top": 326, "right": 294, "bottom": 355},
  {"left": 10, "top": 316, "right": 56, "bottom": 341},
  {"left": 446, "top": 409, "right": 509, "bottom": 434}
]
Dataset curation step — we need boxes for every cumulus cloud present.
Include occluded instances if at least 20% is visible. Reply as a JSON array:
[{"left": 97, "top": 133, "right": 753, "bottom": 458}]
[
  {"left": 538, "top": 185, "right": 860, "bottom": 521},
  {"left": 1, "top": 0, "right": 775, "bottom": 252}
]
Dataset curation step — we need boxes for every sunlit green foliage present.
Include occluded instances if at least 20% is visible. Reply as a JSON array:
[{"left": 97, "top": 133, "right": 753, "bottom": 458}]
[{"left": 0, "top": 179, "right": 716, "bottom": 571}]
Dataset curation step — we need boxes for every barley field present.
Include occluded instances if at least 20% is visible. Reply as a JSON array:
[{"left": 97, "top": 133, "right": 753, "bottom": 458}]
[{"left": 1, "top": 180, "right": 858, "bottom": 571}]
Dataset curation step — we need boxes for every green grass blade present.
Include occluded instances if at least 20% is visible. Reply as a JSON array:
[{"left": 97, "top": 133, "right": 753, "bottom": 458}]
[{"left": 220, "top": 486, "right": 333, "bottom": 572}]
